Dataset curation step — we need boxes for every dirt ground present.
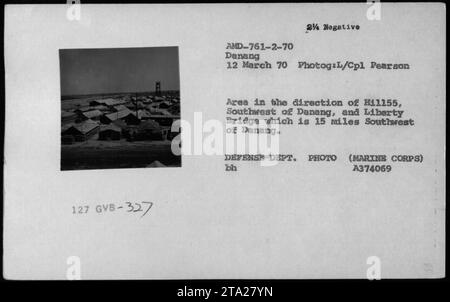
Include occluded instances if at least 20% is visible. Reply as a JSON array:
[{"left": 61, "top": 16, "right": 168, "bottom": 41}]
[{"left": 61, "top": 139, "right": 181, "bottom": 170}]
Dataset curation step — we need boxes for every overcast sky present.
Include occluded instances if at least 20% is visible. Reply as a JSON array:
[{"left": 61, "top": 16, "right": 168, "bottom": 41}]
[{"left": 60, "top": 47, "right": 180, "bottom": 96}]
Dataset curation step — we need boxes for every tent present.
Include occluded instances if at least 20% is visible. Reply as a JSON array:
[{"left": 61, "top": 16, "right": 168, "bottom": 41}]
[
  {"left": 123, "top": 112, "right": 141, "bottom": 125},
  {"left": 61, "top": 110, "right": 77, "bottom": 123},
  {"left": 136, "top": 120, "right": 166, "bottom": 140},
  {"left": 101, "top": 109, "right": 132, "bottom": 124},
  {"left": 138, "top": 119, "right": 160, "bottom": 131},
  {"left": 82, "top": 110, "right": 103, "bottom": 120},
  {"left": 113, "top": 105, "right": 128, "bottom": 112},
  {"left": 146, "top": 161, "right": 166, "bottom": 168},
  {"left": 61, "top": 119, "right": 99, "bottom": 141},
  {"left": 99, "top": 124, "right": 121, "bottom": 140}
]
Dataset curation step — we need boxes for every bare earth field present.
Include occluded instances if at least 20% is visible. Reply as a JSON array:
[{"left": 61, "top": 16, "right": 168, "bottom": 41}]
[{"left": 61, "top": 139, "right": 181, "bottom": 170}]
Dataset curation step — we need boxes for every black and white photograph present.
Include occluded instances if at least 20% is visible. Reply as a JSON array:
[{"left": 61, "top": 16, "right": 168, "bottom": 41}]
[{"left": 60, "top": 47, "right": 181, "bottom": 170}]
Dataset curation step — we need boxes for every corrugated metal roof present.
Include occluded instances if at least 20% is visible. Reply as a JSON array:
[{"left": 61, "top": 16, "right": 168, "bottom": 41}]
[
  {"left": 102, "top": 98, "right": 125, "bottom": 106},
  {"left": 149, "top": 108, "right": 172, "bottom": 116},
  {"left": 130, "top": 110, "right": 151, "bottom": 119},
  {"left": 83, "top": 110, "right": 103, "bottom": 119},
  {"left": 113, "top": 105, "right": 128, "bottom": 112},
  {"left": 92, "top": 105, "right": 108, "bottom": 111},
  {"left": 74, "top": 119, "right": 99, "bottom": 133},
  {"left": 105, "top": 109, "right": 132, "bottom": 121},
  {"left": 99, "top": 124, "right": 121, "bottom": 132}
]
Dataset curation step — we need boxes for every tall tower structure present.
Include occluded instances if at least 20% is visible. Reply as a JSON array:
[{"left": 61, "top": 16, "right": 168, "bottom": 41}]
[{"left": 155, "top": 81, "right": 161, "bottom": 96}]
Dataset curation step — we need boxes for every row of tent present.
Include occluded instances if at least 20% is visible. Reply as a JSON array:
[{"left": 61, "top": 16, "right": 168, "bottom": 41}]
[
  {"left": 89, "top": 98, "right": 127, "bottom": 107},
  {"left": 63, "top": 101, "right": 179, "bottom": 124},
  {"left": 61, "top": 119, "right": 101, "bottom": 142},
  {"left": 62, "top": 108, "right": 154, "bottom": 125},
  {"left": 61, "top": 97, "right": 180, "bottom": 144},
  {"left": 61, "top": 117, "right": 167, "bottom": 144}
]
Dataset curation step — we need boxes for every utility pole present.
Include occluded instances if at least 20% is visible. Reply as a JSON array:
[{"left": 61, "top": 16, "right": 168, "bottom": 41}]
[{"left": 135, "top": 93, "right": 138, "bottom": 118}]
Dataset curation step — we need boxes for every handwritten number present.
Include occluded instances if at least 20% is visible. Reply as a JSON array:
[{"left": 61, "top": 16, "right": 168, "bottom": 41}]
[
  {"left": 133, "top": 202, "right": 142, "bottom": 212},
  {"left": 125, "top": 202, "right": 134, "bottom": 212},
  {"left": 141, "top": 202, "right": 154, "bottom": 218}
]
